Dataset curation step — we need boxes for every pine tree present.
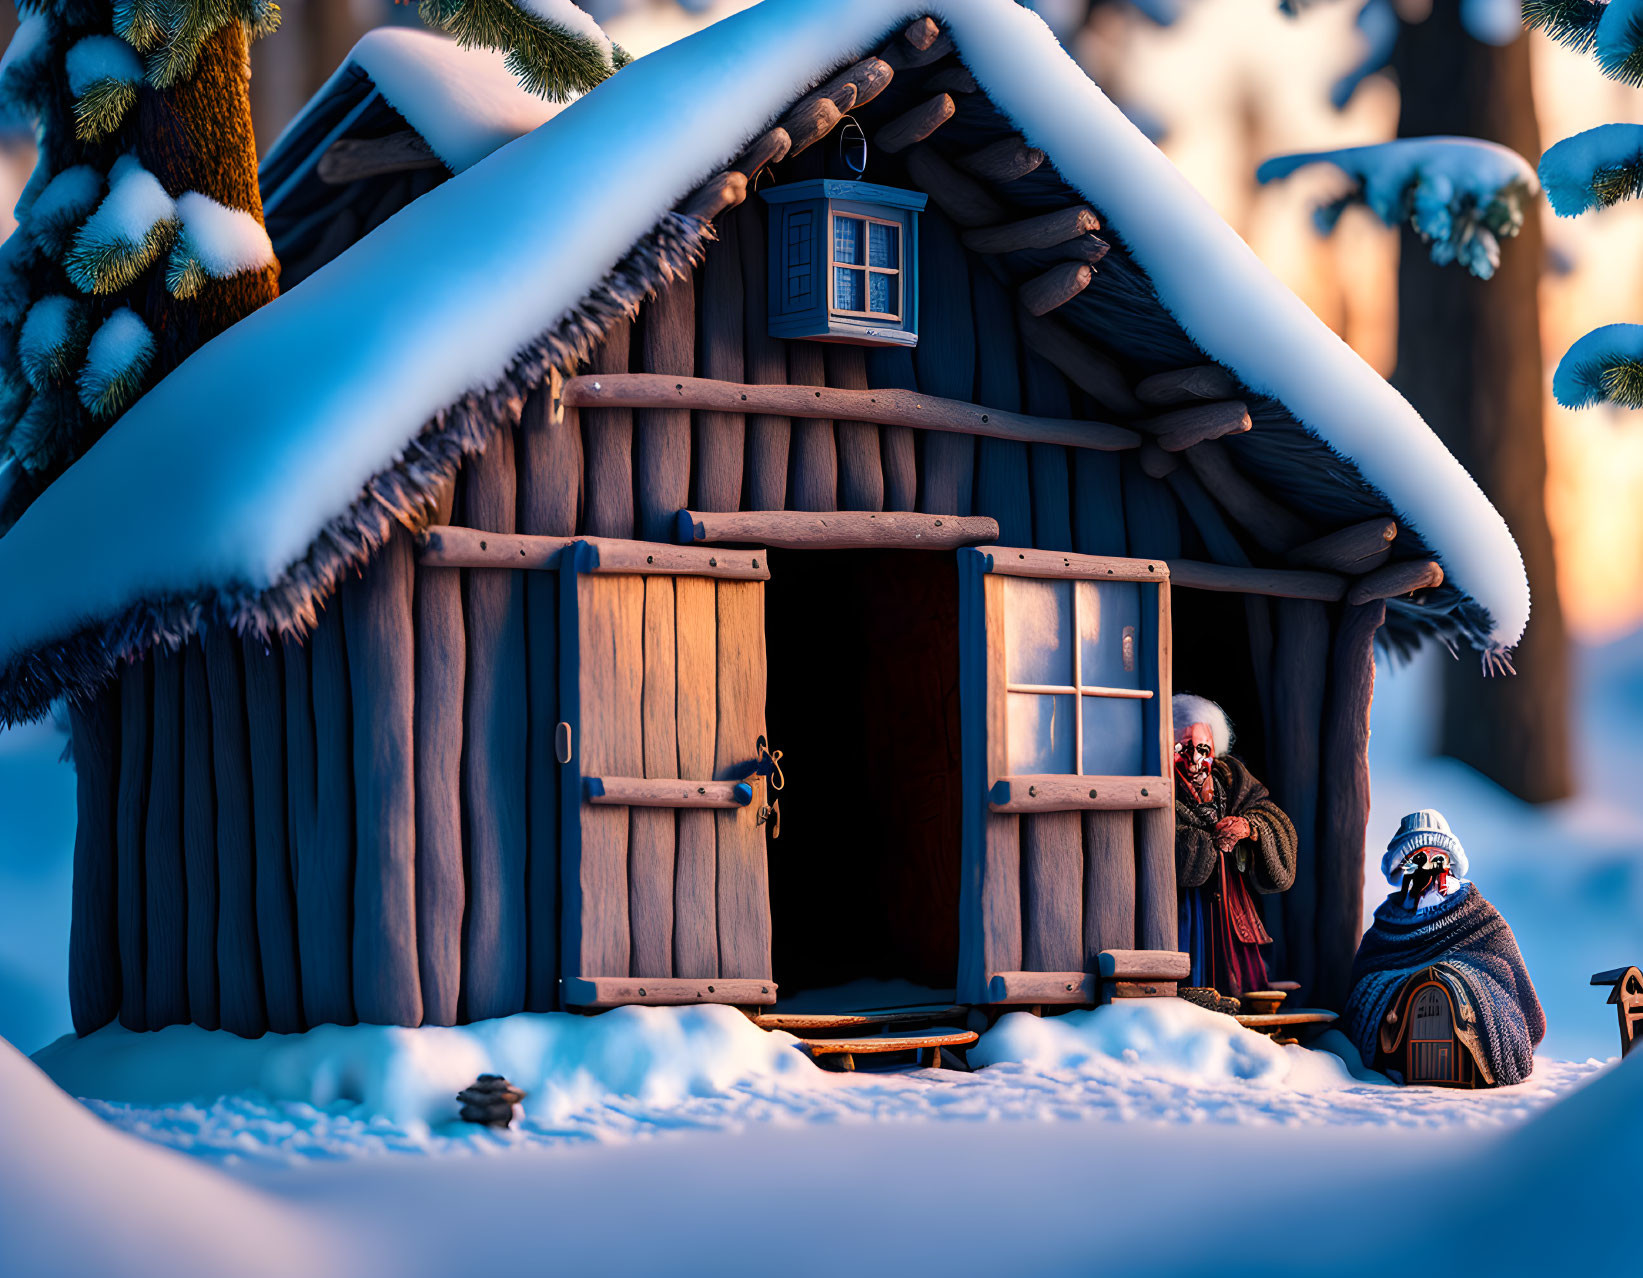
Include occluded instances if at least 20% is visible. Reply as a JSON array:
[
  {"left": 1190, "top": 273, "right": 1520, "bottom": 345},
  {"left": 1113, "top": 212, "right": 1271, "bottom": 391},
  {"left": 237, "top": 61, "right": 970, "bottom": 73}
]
[
  {"left": 410, "top": 0, "right": 628, "bottom": 100},
  {"left": 0, "top": 2, "right": 281, "bottom": 528}
]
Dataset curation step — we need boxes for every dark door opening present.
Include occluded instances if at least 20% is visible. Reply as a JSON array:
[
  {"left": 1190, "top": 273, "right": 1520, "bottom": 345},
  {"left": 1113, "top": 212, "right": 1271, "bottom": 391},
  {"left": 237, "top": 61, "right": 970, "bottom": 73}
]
[{"left": 763, "top": 548, "right": 964, "bottom": 1001}]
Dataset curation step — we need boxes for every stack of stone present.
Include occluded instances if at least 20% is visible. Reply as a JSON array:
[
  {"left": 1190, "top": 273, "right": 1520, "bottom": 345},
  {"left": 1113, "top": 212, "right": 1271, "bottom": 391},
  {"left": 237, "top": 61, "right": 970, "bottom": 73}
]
[{"left": 457, "top": 1074, "right": 526, "bottom": 1128}]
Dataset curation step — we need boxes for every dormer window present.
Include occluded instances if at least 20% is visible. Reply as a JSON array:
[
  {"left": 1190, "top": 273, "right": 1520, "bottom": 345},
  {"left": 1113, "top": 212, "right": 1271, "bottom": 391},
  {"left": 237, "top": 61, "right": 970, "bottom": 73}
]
[{"left": 761, "top": 179, "right": 925, "bottom": 347}]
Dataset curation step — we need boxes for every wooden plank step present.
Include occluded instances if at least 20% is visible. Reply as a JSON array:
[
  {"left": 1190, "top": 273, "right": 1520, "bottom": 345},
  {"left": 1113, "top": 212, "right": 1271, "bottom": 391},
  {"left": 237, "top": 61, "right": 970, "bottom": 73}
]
[
  {"left": 755, "top": 1006, "right": 968, "bottom": 1032},
  {"left": 1235, "top": 1010, "right": 1337, "bottom": 1028},
  {"left": 798, "top": 1029, "right": 979, "bottom": 1055}
]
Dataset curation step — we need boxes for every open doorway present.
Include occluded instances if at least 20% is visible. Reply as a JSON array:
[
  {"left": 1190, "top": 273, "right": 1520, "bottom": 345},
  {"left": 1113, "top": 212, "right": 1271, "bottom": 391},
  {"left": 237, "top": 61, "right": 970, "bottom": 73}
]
[{"left": 763, "top": 549, "right": 964, "bottom": 1006}]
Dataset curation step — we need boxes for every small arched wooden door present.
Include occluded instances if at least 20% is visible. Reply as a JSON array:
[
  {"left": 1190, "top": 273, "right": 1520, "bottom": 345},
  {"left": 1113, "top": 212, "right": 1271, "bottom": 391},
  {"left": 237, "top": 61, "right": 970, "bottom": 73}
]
[{"left": 1408, "top": 982, "right": 1457, "bottom": 1083}]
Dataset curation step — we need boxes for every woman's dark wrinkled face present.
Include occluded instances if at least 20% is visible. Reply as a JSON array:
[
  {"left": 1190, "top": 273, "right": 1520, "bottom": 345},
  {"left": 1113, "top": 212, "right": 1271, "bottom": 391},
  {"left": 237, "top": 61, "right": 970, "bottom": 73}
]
[
  {"left": 1173, "top": 723, "right": 1215, "bottom": 792},
  {"left": 1399, "top": 848, "right": 1451, "bottom": 907}
]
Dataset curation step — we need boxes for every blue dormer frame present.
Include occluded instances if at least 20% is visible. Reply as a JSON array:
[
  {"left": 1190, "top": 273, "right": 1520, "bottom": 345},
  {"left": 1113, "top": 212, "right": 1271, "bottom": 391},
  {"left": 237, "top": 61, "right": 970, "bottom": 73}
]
[{"left": 760, "top": 179, "right": 927, "bottom": 347}]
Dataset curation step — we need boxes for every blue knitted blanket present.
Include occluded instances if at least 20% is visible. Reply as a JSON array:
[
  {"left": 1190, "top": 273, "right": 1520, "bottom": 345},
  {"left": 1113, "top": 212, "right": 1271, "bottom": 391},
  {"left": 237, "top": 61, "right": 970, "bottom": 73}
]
[{"left": 1341, "top": 882, "right": 1545, "bottom": 1086}]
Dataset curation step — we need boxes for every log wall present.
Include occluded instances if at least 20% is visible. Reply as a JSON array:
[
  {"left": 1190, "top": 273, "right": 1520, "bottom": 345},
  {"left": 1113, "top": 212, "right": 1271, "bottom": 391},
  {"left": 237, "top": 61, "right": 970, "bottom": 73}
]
[{"left": 65, "top": 184, "right": 1373, "bottom": 1036}]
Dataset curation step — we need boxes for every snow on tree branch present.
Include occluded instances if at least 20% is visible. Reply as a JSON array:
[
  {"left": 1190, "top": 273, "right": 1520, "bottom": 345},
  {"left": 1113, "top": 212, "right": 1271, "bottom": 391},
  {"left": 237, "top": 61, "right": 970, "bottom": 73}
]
[
  {"left": 115, "top": 1, "right": 282, "bottom": 89},
  {"left": 165, "top": 191, "right": 276, "bottom": 299},
  {"left": 1257, "top": 137, "right": 1539, "bottom": 279},
  {"left": 1540, "top": 122, "right": 1643, "bottom": 215},
  {"left": 417, "top": 0, "right": 630, "bottom": 101},
  {"left": 1553, "top": 323, "right": 1643, "bottom": 408},
  {"left": 66, "top": 35, "right": 144, "bottom": 141}
]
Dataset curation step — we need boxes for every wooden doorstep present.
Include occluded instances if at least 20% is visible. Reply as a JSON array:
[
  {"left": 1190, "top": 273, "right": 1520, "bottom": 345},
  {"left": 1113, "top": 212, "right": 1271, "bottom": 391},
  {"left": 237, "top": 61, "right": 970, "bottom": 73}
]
[
  {"left": 1098, "top": 948, "right": 1192, "bottom": 981},
  {"left": 563, "top": 977, "right": 777, "bottom": 1008},
  {"left": 754, "top": 1007, "right": 968, "bottom": 1032},
  {"left": 582, "top": 776, "right": 754, "bottom": 809},
  {"left": 988, "top": 775, "right": 1171, "bottom": 813},
  {"left": 1106, "top": 980, "right": 1177, "bottom": 1000},
  {"left": 561, "top": 374, "right": 1140, "bottom": 452},
  {"left": 799, "top": 1029, "right": 979, "bottom": 1055},
  {"left": 986, "top": 971, "right": 1097, "bottom": 1004},
  {"left": 677, "top": 508, "right": 997, "bottom": 550}
]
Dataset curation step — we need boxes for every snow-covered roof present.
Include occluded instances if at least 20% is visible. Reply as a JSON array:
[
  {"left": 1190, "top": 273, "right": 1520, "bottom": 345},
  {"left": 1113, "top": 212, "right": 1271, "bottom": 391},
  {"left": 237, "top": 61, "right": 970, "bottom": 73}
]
[{"left": 0, "top": 0, "right": 1530, "bottom": 721}]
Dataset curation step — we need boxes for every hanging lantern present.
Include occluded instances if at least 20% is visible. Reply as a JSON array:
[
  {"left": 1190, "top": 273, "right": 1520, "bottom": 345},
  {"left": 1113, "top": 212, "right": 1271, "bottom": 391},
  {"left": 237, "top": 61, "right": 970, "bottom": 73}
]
[{"left": 760, "top": 179, "right": 926, "bottom": 347}]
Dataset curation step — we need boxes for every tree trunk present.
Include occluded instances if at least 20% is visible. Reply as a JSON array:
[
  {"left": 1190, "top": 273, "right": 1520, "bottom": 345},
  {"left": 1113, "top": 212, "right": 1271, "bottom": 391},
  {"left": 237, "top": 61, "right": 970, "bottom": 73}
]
[{"left": 1391, "top": 13, "right": 1572, "bottom": 803}]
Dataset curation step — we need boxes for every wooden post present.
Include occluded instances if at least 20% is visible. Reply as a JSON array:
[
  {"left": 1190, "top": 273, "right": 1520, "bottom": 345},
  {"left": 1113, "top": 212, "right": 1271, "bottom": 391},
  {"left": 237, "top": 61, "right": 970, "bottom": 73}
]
[
  {"left": 206, "top": 631, "right": 266, "bottom": 1038},
  {"left": 1134, "top": 805, "right": 1177, "bottom": 953},
  {"left": 413, "top": 479, "right": 464, "bottom": 1025},
  {"left": 67, "top": 689, "right": 120, "bottom": 1036},
  {"left": 916, "top": 211, "right": 976, "bottom": 515},
  {"left": 1023, "top": 813, "right": 1083, "bottom": 971},
  {"left": 1315, "top": 601, "right": 1385, "bottom": 1010},
  {"left": 1121, "top": 455, "right": 1182, "bottom": 560},
  {"left": 1022, "top": 348, "right": 1074, "bottom": 552},
  {"left": 714, "top": 580, "right": 771, "bottom": 978},
  {"left": 115, "top": 661, "right": 150, "bottom": 1031},
  {"left": 972, "top": 269, "right": 1031, "bottom": 546},
  {"left": 182, "top": 639, "right": 219, "bottom": 1029},
  {"left": 863, "top": 346, "right": 918, "bottom": 510},
  {"left": 1082, "top": 810, "right": 1136, "bottom": 962},
  {"left": 583, "top": 318, "right": 635, "bottom": 538},
  {"left": 283, "top": 632, "right": 320, "bottom": 1024},
  {"left": 307, "top": 604, "right": 355, "bottom": 1027},
  {"left": 826, "top": 344, "right": 884, "bottom": 511},
  {"left": 696, "top": 217, "right": 746, "bottom": 513},
  {"left": 462, "top": 426, "right": 529, "bottom": 1020},
  {"left": 637, "top": 274, "right": 696, "bottom": 542},
  {"left": 736, "top": 201, "right": 789, "bottom": 510},
  {"left": 787, "top": 341, "right": 837, "bottom": 511},
  {"left": 344, "top": 531, "right": 422, "bottom": 1027},
  {"left": 145, "top": 647, "right": 188, "bottom": 1030},
  {"left": 520, "top": 387, "right": 578, "bottom": 1012},
  {"left": 673, "top": 575, "right": 718, "bottom": 977},
  {"left": 631, "top": 577, "right": 679, "bottom": 978},
  {"left": 1273, "top": 600, "right": 1330, "bottom": 1001},
  {"left": 243, "top": 635, "right": 302, "bottom": 1034}
]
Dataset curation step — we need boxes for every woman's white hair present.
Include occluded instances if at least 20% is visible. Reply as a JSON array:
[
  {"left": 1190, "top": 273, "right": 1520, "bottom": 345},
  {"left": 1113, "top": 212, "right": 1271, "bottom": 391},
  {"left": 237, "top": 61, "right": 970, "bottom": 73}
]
[{"left": 1172, "top": 693, "right": 1233, "bottom": 757}]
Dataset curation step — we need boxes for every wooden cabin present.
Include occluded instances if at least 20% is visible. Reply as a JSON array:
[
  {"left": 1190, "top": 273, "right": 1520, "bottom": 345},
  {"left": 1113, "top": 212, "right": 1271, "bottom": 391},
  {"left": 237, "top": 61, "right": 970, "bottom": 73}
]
[
  {"left": 1378, "top": 968, "right": 1482, "bottom": 1088},
  {"left": 0, "top": 1, "right": 1530, "bottom": 1041}
]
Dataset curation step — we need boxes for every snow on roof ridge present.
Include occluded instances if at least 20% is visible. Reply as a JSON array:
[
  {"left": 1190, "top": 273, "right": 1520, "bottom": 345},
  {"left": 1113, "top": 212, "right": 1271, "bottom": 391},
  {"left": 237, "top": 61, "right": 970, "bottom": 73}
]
[{"left": 0, "top": 0, "right": 1528, "bottom": 697}]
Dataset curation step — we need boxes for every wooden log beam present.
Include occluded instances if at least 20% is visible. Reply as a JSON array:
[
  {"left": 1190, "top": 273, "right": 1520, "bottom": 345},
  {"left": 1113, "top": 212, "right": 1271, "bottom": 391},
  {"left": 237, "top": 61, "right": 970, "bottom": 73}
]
[
  {"left": 988, "top": 775, "right": 1171, "bottom": 812},
  {"left": 1020, "top": 261, "right": 1094, "bottom": 316},
  {"left": 882, "top": 24, "right": 954, "bottom": 70},
  {"left": 904, "top": 15, "right": 940, "bottom": 49},
  {"left": 1346, "top": 558, "right": 1444, "bottom": 604},
  {"left": 679, "top": 170, "right": 747, "bottom": 223},
  {"left": 1014, "top": 311, "right": 1140, "bottom": 415},
  {"left": 1135, "top": 364, "right": 1238, "bottom": 406},
  {"left": 678, "top": 508, "right": 997, "bottom": 549},
  {"left": 1181, "top": 438, "right": 1311, "bottom": 553},
  {"left": 979, "top": 544, "right": 1166, "bottom": 583},
  {"left": 1145, "top": 401, "right": 1252, "bottom": 452},
  {"left": 318, "top": 130, "right": 442, "bottom": 184},
  {"left": 1137, "top": 440, "right": 1179, "bottom": 479},
  {"left": 1287, "top": 517, "right": 1398, "bottom": 574},
  {"left": 418, "top": 525, "right": 770, "bottom": 580},
  {"left": 1167, "top": 559, "right": 1346, "bottom": 601},
  {"left": 780, "top": 57, "right": 894, "bottom": 157},
  {"left": 562, "top": 373, "right": 1141, "bottom": 451},
  {"left": 732, "top": 126, "right": 791, "bottom": 181},
  {"left": 780, "top": 95, "right": 841, "bottom": 158},
  {"left": 905, "top": 144, "right": 1005, "bottom": 228},
  {"left": 817, "top": 55, "right": 895, "bottom": 114},
  {"left": 583, "top": 776, "right": 754, "bottom": 809},
  {"left": 1020, "top": 233, "right": 1109, "bottom": 266},
  {"left": 961, "top": 137, "right": 1045, "bottom": 184},
  {"left": 986, "top": 970, "right": 1097, "bottom": 1005},
  {"left": 1097, "top": 949, "right": 1192, "bottom": 980},
  {"left": 563, "top": 976, "right": 777, "bottom": 1007},
  {"left": 964, "top": 205, "right": 1100, "bottom": 255},
  {"left": 876, "top": 93, "right": 956, "bottom": 154}
]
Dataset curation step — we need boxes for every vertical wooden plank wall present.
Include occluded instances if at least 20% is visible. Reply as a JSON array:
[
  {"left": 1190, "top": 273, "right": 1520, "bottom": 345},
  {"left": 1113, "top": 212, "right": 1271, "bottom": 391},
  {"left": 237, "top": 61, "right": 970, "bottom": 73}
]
[
  {"left": 787, "top": 340, "right": 837, "bottom": 510},
  {"left": 583, "top": 319, "right": 635, "bottom": 538},
  {"left": 519, "top": 386, "right": 578, "bottom": 1011},
  {"left": 637, "top": 277, "right": 695, "bottom": 541},
  {"left": 736, "top": 200, "right": 790, "bottom": 510},
  {"left": 67, "top": 689, "right": 120, "bottom": 1036},
  {"left": 695, "top": 213, "right": 746, "bottom": 513},
  {"left": 971, "top": 268, "right": 1032, "bottom": 546},
  {"left": 461, "top": 427, "right": 528, "bottom": 1020},
  {"left": 915, "top": 212, "right": 976, "bottom": 515},
  {"left": 182, "top": 640, "right": 219, "bottom": 1028},
  {"left": 115, "top": 662, "right": 150, "bottom": 1029},
  {"left": 145, "top": 649, "right": 188, "bottom": 1029},
  {"left": 714, "top": 580, "right": 772, "bottom": 978},
  {"left": 344, "top": 528, "right": 421, "bottom": 1028},
  {"left": 863, "top": 345, "right": 919, "bottom": 510},
  {"left": 206, "top": 633, "right": 266, "bottom": 1037},
  {"left": 673, "top": 576, "right": 719, "bottom": 977},
  {"left": 243, "top": 636, "right": 302, "bottom": 1034},
  {"left": 414, "top": 480, "right": 465, "bottom": 1025},
  {"left": 630, "top": 577, "right": 678, "bottom": 977},
  {"left": 826, "top": 345, "right": 884, "bottom": 510}
]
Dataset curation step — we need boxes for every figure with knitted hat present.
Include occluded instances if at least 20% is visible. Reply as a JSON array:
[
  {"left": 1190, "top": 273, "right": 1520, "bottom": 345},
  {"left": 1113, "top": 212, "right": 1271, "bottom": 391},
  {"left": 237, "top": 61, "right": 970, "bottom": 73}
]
[
  {"left": 1342, "top": 810, "right": 1545, "bottom": 1086},
  {"left": 1172, "top": 694, "right": 1298, "bottom": 1001}
]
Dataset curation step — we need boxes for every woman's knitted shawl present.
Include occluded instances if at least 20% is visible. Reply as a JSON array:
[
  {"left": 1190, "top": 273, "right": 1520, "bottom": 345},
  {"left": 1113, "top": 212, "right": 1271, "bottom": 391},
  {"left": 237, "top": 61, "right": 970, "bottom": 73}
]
[
  {"left": 1342, "top": 883, "right": 1545, "bottom": 1086},
  {"left": 1174, "top": 755, "right": 1298, "bottom": 893}
]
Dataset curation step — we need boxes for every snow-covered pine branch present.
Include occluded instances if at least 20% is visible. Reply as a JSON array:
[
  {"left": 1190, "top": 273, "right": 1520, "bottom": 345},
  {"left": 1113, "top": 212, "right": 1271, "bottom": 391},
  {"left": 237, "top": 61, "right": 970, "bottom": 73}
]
[
  {"left": 63, "top": 157, "right": 180, "bottom": 295},
  {"left": 1552, "top": 323, "right": 1643, "bottom": 408},
  {"left": 66, "top": 34, "right": 144, "bottom": 141},
  {"left": 1540, "top": 122, "right": 1643, "bottom": 215},
  {"left": 17, "top": 296, "right": 90, "bottom": 394},
  {"left": 417, "top": 0, "right": 629, "bottom": 101},
  {"left": 1596, "top": 0, "right": 1643, "bottom": 85},
  {"left": 0, "top": 11, "right": 54, "bottom": 116},
  {"left": 164, "top": 191, "right": 276, "bottom": 299},
  {"left": 25, "top": 166, "right": 104, "bottom": 260},
  {"left": 114, "top": 0, "right": 281, "bottom": 88},
  {"left": 1256, "top": 136, "right": 1539, "bottom": 279},
  {"left": 1524, "top": 0, "right": 1605, "bottom": 52},
  {"left": 78, "top": 308, "right": 155, "bottom": 418}
]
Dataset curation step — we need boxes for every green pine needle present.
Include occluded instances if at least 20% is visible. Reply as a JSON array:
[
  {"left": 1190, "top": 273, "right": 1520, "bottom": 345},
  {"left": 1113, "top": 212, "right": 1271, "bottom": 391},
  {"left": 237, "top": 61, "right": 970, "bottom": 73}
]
[
  {"left": 1522, "top": 0, "right": 1604, "bottom": 53},
  {"left": 64, "top": 217, "right": 181, "bottom": 295},
  {"left": 1600, "top": 359, "right": 1643, "bottom": 409},
  {"left": 116, "top": 1, "right": 282, "bottom": 87},
  {"left": 78, "top": 326, "right": 156, "bottom": 420},
  {"left": 419, "top": 0, "right": 617, "bottom": 101},
  {"left": 18, "top": 300, "right": 89, "bottom": 393},
  {"left": 164, "top": 245, "right": 208, "bottom": 299},
  {"left": 1588, "top": 160, "right": 1643, "bottom": 211},
  {"left": 73, "top": 77, "right": 140, "bottom": 141},
  {"left": 5, "top": 391, "right": 61, "bottom": 475},
  {"left": 1598, "top": 11, "right": 1643, "bottom": 86},
  {"left": 113, "top": 0, "right": 169, "bottom": 52}
]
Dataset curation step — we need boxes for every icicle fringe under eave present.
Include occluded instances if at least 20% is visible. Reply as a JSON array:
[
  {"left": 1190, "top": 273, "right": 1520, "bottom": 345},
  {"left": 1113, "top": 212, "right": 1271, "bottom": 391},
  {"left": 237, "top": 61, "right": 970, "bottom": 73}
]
[{"left": 0, "top": 211, "right": 714, "bottom": 727}]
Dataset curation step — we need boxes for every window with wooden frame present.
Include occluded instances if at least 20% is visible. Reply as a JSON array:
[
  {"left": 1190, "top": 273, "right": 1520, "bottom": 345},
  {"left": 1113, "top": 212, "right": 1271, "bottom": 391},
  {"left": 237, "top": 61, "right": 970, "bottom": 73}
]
[{"left": 830, "top": 210, "right": 901, "bottom": 320}]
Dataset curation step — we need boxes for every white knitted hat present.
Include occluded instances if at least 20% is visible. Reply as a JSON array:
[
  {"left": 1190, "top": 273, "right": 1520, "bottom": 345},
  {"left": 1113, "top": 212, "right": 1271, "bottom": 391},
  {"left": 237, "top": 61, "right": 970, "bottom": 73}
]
[
  {"left": 1171, "top": 693, "right": 1233, "bottom": 757},
  {"left": 1381, "top": 809, "right": 1468, "bottom": 883}
]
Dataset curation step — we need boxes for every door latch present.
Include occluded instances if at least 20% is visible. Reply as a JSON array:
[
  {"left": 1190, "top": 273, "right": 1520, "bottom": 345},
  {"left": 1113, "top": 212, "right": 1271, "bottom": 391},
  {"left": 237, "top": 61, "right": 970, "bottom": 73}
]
[
  {"left": 756, "top": 798, "right": 781, "bottom": 839},
  {"left": 753, "top": 735, "right": 784, "bottom": 838}
]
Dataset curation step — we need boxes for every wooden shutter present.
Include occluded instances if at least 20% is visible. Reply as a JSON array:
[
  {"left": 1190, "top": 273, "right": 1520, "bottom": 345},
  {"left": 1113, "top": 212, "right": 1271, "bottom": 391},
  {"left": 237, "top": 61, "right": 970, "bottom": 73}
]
[
  {"left": 558, "top": 538, "right": 777, "bottom": 1009},
  {"left": 956, "top": 546, "right": 1177, "bottom": 1006}
]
